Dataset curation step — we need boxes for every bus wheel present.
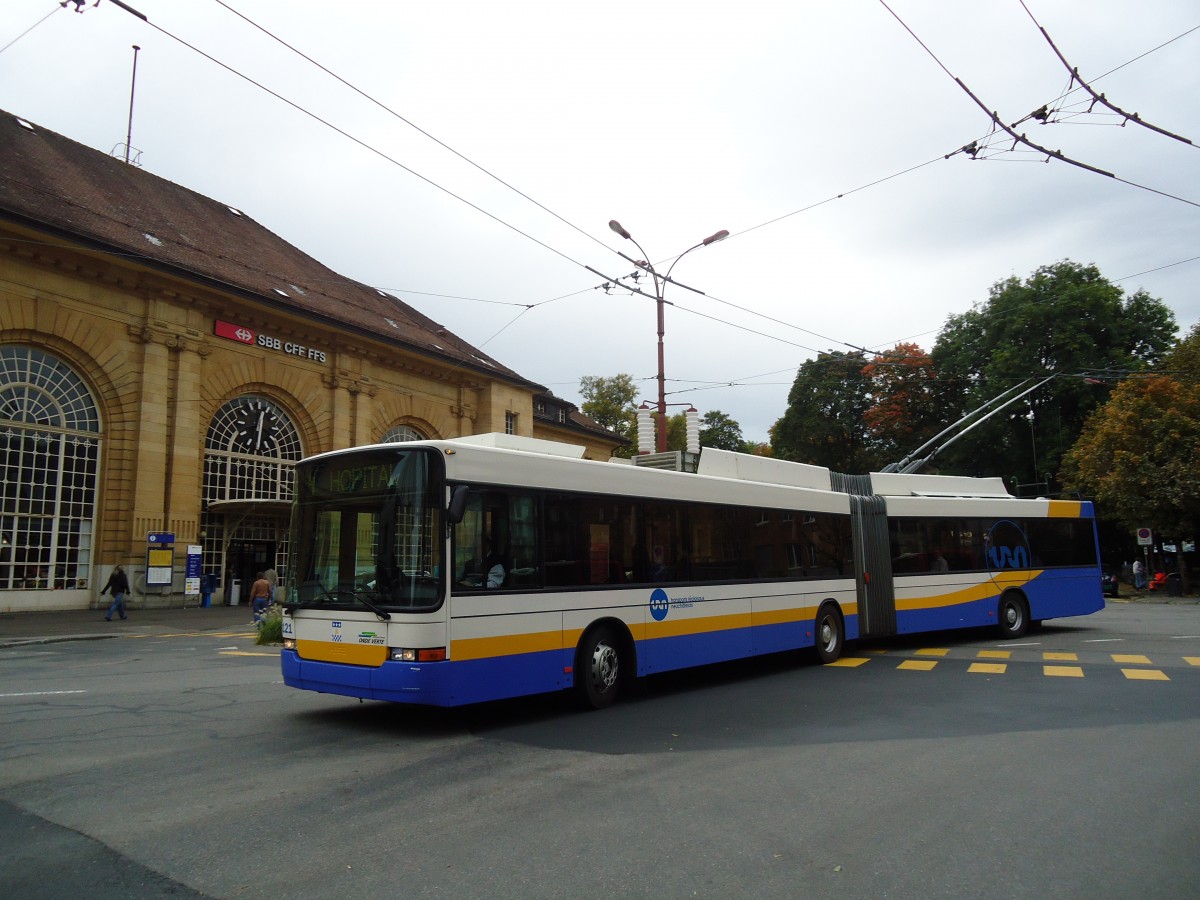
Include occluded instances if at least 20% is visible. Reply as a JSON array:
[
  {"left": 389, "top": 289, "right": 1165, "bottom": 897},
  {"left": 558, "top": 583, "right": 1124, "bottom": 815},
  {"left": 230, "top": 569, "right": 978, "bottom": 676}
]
[
  {"left": 997, "top": 593, "right": 1029, "bottom": 639},
  {"left": 576, "top": 627, "right": 622, "bottom": 710},
  {"left": 815, "top": 603, "right": 844, "bottom": 664}
]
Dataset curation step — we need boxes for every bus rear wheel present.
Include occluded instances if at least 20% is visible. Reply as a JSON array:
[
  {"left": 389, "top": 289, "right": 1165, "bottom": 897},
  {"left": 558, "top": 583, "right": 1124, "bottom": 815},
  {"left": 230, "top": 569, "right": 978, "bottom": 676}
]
[
  {"left": 815, "top": 603, "right": 844, "bottom": 664},
  {"left": 997, "top": 592, "right": 1029, "bottom": 639},
  {"left": 575, "top": 626, "right": 622, "bottom": 710}
]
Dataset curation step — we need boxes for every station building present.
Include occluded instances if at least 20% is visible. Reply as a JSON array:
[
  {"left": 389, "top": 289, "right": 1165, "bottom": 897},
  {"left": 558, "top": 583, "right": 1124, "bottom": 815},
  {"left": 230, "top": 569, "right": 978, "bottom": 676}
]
[{"left": 0, "top": 110, "right": 622, "bottom": 613}]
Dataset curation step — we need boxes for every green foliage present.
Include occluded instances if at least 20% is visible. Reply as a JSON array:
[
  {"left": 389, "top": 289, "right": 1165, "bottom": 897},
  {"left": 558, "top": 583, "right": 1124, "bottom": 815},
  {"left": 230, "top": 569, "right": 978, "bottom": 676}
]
[
  {"left": 255, "top": 603, "right": 283, "bottom": 645},
  {"left": 771, "top": 351, "right": 880, "bottom": 472},
  {"left": 698, "top": 410, "right": 746, "bottom": 451},
  {"left": 1164, "top": 322, "right": 1200, "bottom": 379},
  {"left": 579, "top": 374, "right": 639, "bottom": 456},
  {"left": 931, "top": 260, "right": 1176, "bottom": 483}
]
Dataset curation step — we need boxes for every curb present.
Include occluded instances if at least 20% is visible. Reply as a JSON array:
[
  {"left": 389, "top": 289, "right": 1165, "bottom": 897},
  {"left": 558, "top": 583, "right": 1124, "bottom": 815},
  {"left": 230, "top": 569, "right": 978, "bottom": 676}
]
[{"left": 0, "top": 634, "right": 122, "bottom": 650}]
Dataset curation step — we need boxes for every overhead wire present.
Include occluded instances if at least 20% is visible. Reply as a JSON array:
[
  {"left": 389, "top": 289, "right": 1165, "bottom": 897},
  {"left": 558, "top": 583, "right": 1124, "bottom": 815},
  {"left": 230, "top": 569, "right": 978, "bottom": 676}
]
[
  {"left": 1016, "top": 0, "right": 1197, "bottom": 148},
  {"left": 97, "top": 0, "right": 597, "bottom": 272},
  {"left": 208, "top": 0, "right": 617, "bottom": 254},
  {"left": 0, "top": 3, "right": 65, "bottom": 55},
  {"left": 877, "top": 0, "right": 1200, "bottom": 209}
]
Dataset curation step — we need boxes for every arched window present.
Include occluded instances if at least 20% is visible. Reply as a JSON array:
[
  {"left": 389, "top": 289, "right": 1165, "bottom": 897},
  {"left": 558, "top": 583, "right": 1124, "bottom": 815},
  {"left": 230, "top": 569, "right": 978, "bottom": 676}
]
[
  {"left": 382, "top": 424, "right": 427, "bottom": 443},
  {"left": 203, "top": 395, "right": 302, "bottom": 505},
  {"left": 202, "top": 395, "right": 302, "bottom": 593},
  {"left": 0, "top": 346, "right": 100, "bottom": 590}
]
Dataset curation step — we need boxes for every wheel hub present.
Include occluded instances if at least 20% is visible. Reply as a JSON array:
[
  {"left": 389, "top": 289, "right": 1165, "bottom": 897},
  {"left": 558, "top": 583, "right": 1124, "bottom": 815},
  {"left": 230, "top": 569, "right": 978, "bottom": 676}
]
[{"left": 591, "top": 642, "right": 618, "bottom": 690}]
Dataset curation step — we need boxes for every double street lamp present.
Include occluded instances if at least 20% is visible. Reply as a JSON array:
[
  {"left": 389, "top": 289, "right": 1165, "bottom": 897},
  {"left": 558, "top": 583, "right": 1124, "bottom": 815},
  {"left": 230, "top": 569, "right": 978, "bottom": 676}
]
[{"left": 608, "top": 219, "right": 729, "bottom": 453}]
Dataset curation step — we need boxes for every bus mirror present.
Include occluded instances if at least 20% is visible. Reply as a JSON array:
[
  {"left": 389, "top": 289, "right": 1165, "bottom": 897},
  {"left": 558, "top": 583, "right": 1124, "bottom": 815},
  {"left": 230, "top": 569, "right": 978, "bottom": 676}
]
[{"left": 447, "top": 485, "right": 469, "bottom": 525}]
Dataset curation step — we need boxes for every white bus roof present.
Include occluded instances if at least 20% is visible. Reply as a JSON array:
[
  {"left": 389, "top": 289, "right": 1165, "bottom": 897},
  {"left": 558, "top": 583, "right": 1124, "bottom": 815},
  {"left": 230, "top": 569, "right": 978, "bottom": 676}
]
[{"left": 867, "top": 472, "right": 1011, "bottom": 498}]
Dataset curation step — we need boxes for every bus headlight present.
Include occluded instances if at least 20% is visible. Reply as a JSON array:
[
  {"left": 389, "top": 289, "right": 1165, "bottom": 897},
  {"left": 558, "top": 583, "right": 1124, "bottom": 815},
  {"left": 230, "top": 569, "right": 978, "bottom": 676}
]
[
  {"left": 283, "top": 638, "right": 296, "bottom": 651},
  {"left": 389, "top": 647, "right": 447, "bottom": 662}
]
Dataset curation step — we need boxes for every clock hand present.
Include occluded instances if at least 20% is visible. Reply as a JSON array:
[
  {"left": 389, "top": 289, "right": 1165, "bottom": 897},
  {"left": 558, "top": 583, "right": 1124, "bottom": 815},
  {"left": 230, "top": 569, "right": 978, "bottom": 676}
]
[{"left": 255, "top": 410, "right": 264, "bottom": 447}]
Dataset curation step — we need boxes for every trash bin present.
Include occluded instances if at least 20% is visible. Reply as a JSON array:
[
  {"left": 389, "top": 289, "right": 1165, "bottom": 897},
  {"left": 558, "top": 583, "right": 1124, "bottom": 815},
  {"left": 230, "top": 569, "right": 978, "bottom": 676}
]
[
  {"left": 228, "top": 578, "right": 241, "bottom": 606},
  {"left": 1167, "top": 572, "right": 1182, "bottom": 597}
]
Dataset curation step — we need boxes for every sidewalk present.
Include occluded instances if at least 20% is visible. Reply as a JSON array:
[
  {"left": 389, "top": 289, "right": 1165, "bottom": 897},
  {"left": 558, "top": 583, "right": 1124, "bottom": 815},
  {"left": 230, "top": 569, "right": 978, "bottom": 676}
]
[{"left": 0, "top": 603, "right": 258, "bottom": 649}]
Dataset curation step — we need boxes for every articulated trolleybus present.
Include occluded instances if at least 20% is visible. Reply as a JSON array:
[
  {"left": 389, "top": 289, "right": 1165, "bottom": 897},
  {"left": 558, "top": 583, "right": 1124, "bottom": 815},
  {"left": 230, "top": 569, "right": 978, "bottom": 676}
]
[{"left": 280, "top": 434, "right": 1104, "bottom": 709}]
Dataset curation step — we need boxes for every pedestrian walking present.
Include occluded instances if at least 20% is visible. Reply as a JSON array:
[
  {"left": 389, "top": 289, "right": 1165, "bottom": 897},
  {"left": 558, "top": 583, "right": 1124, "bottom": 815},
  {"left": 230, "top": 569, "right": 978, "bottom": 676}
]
[
  {"left": 100, "top": 564, "right": 130, "bottom": 621},
  {"left": 249, "top": 571, "right": 272, "bottom": 624},
  {"left": 263, "top": 567, "right": 279, "bottom": 603},
  {"left": 1133, "top": 559, "right": 1146, "bottom": 591}
]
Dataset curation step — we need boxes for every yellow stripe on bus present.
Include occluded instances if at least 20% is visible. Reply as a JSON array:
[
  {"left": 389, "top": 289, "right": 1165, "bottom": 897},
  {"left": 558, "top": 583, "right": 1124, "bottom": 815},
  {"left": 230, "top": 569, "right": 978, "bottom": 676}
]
[
  {"left": 297, "top": 640, "right": 387, "bottom": 667},
  {"left": 895, "top": 572, "right": 1040, "bottom": 612},
  {"left": 452, "top": 630, "right": 565, "bottom": 661},
  {"left": 1047, "top": 500, "right": 1083, "bottom": 517}
]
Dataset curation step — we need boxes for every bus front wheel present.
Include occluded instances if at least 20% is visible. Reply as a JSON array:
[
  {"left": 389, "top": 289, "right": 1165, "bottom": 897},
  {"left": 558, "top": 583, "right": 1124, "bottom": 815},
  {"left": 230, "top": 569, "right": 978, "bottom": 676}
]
[
  {"left": 815, "top": 603, "right": 844, "bottom": 664},
  {"left": 575, "top": 626, "right": 622, "bottom": 710},
  {"left": 997, "top": 592, "right": 1030, "bottom": 639}
]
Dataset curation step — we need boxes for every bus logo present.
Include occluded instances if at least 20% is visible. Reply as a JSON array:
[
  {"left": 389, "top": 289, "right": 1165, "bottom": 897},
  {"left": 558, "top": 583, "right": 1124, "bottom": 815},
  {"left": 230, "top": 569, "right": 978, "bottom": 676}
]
[
  {"left": 986, "top": 520, "right": 1030, "bottom": 570},
  {"left": 649, "top": 588, "right": 670, "bottom": 622}
]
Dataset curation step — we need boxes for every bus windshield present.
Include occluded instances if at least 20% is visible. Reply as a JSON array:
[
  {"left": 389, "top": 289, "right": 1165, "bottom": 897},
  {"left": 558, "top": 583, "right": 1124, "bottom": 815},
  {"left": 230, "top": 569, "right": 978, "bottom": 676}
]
[{"left": 286, "top": 447, "right": 443, "bottom": 613}]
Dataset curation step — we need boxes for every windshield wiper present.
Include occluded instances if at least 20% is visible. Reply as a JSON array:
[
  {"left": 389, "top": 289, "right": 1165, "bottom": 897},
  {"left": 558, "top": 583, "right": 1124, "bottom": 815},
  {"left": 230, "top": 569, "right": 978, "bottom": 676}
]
[
  {"left": 351, "top": 589, "right": 392, "bottom": 621},
  {"left": 284, "top": 588, "right": 392, "bottom": 621}
]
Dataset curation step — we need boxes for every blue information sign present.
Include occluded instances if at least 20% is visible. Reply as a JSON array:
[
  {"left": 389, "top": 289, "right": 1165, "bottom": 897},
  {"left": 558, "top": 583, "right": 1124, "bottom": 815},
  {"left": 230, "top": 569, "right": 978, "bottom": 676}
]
[{"left": 147, "top": 532, "right": 176, "bottom": 545}]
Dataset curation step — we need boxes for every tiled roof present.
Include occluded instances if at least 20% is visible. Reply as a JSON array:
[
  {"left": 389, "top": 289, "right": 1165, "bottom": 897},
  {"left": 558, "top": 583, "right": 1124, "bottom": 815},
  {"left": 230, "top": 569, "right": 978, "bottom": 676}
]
[
  {"left": 0, "top": 110, "right": 540, "bottom": 389},
  {"left": 532, "top": 390, "right": 629, "bottom": 444}
]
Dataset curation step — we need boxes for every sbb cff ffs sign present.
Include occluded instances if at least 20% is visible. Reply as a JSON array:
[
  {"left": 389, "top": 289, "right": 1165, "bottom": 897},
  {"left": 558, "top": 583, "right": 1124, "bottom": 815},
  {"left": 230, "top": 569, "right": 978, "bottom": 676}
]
[{"left": 213, "top": 320, "right": 327, "bottom": 363}]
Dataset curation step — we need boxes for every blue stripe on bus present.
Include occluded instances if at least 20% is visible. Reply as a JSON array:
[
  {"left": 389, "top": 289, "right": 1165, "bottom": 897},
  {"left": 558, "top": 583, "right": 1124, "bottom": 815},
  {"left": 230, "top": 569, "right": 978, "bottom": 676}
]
[
  {"left": 284, "top": 612, "right": 867, "bottom": 707},
  {"left": 282, "top": 648, "right": 570, "bottom": 707}
]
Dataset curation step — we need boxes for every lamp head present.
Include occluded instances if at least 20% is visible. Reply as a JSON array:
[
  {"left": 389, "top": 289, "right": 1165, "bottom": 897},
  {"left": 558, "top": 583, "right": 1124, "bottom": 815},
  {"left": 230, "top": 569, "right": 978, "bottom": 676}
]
[
  {"left": 608, "top": 219, "right": 631, "bottom": 240},
  {"left": 702, "top": 229, "right": 730, "bottom": 246}
]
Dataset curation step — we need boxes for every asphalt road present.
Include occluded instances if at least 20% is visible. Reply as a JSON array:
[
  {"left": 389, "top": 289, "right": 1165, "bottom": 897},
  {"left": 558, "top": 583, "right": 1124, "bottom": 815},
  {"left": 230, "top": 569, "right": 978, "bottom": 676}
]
[{"left": 2, "top": 603, "right": 1198, "bottom": 898}]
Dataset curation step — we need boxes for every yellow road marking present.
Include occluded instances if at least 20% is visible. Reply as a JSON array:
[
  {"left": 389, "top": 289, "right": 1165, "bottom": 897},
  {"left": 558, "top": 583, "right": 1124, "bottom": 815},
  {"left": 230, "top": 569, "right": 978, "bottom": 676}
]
[
  {"left": 1044, "top": 652, "right": 1078, "bottom": 661},
  {"left": 1122, "top": 668, "right": 1169, "bottom": 681},
  {"left": 1184, "top": 657, "right": 1200, "bottom": 667},
  {"left": 1044, "top": 665, "right": 1084, "bottom": 678},
  {"left": 897, "top": 659, "right": 937, "bottom": 671},
  {"left": 977, "top": 650, "right": 1011, "bottom": 659},
  {"left": 219, "top": 650, "right": 280, "bottom": 657},
  {"left": 968, "top": 662, "right": 1007, "bottom": 674},
  {"left": 827, "top": 657, "right": 871, "bottom": 667},
  {"left": 1112, "top": 654, "right": 1152, "bottom": 664},
  {"left": 916, "top": 648, "right": 950, "bottom": 657}
]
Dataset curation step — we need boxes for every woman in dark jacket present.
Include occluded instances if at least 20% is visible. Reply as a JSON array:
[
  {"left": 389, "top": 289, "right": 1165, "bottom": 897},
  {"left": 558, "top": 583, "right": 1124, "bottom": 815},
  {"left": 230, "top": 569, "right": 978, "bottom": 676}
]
[{"left": 101, "top": 565, "right": 131, "bottom": 621}]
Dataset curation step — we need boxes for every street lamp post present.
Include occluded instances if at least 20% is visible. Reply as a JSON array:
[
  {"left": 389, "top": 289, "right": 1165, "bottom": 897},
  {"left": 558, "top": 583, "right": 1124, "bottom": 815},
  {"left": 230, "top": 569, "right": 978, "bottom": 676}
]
[{"left": 608, "top": 219, "right": 728, "bottom": 453}]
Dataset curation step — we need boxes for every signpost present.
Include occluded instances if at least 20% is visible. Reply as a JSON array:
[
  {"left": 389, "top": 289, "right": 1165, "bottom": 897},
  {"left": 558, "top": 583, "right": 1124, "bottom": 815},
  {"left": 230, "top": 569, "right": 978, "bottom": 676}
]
[
  {"left": 146, "top": 532, "right": 175, "bottom": 588},
  {"left": 185, "top": 545, "right": 202, "bottom": 597}
]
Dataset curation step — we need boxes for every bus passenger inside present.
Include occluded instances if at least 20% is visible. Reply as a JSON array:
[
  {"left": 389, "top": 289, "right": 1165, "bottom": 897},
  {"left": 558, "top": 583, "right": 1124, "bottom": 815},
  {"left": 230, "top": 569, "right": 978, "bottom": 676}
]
[{"left": 460, "top": 537, "right": 507, "bottom": 588}]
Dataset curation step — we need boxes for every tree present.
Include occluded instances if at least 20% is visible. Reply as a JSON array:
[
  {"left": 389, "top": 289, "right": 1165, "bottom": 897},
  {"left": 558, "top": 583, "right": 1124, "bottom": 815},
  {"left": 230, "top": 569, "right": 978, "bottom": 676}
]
[
  {"left": 698, "top": 410, "right": 746, "bottom": 451},
  {"left": 579, "top": 374, "right": 638, "bottom": 455},
  {"left": 771, "top": 351, "right": 879, "bottom": 472},
  {"left": 931, "top": 261, "right": 1176, "bottom": 485},
  {"left": 861, "top": 342, "right": 940, "bottom": 465},
  {"left": 1166, "top": 322, "right": 1200, "bottom": 378},
  {"left": 1061, "top": 374, "right": 1200, "bottom": 592}
]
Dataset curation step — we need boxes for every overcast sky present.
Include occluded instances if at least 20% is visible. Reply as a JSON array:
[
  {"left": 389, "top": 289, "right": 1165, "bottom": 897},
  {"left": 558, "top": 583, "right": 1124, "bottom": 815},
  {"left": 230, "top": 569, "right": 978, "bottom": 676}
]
[{"left": 4, "top": 0, "right": 1197, "bottom": 443}]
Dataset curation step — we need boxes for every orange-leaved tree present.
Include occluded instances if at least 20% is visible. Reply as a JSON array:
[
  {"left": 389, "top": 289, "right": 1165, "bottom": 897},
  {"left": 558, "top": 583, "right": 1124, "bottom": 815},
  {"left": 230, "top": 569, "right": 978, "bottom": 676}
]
[
  {"left": 1062, "top": 373, "right": 1200, "bottom": 593},
  {"left": 862, "top": 342, "right": 940, "bottom": 467}
]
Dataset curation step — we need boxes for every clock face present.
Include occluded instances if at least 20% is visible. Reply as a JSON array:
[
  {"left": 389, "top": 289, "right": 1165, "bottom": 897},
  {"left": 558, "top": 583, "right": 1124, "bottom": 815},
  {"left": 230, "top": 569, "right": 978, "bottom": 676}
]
[{"left": 233, "top": 399, "right": 279, "bottom": 454}]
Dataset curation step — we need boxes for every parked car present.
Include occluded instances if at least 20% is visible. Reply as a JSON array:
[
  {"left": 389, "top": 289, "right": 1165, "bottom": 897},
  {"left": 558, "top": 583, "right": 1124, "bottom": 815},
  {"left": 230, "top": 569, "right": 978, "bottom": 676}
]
[{"left": 1101, "top": 565, "right": 1121, "bottom": 598}]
